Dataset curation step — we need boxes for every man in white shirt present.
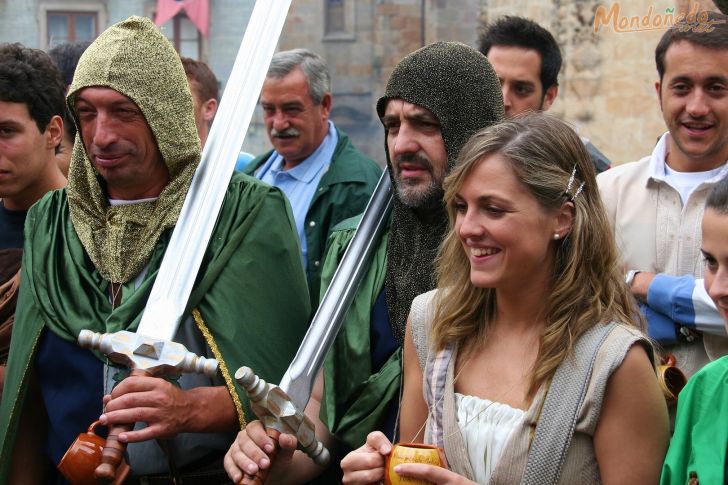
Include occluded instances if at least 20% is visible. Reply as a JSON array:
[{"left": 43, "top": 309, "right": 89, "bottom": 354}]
[{"left": 597, "top": 11, "right": 728, "bottom": 378}]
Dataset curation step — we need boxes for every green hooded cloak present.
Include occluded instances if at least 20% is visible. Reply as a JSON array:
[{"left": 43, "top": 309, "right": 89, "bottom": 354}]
[{"left": 0, "top": 17, "right": 310, "bottom": 481}]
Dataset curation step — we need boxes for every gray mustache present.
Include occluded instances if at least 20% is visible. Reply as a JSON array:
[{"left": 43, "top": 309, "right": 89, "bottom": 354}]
[{"left": 271, "top": 127, "right": 300, "bottom": 138}]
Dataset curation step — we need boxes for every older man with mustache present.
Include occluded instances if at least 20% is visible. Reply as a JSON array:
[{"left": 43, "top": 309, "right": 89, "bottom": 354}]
[{"left": 245, "top": 49, "right": 381, "bottom": 309}]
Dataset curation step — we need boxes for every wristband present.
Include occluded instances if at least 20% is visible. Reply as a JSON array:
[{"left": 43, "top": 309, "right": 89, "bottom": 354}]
[{"left": 625, "top": 269, "right": 640, "bottom": 287}]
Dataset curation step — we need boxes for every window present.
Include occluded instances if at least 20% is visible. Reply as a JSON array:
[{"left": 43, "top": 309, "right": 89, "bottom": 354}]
[
  {"left": 47, "top": 11, "right": 97, "bottom": 48},
  {"left": 323, "top": 0, "right": 355, "bottom": 41},
  {"left": 161, "top": 14, "right": 201, "bottom": 59},
  {"left": 325, "top": 0, "right": 346, "bottom": 35}
]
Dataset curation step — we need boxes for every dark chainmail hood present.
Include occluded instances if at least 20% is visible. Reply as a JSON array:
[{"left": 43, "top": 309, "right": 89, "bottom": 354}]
[{"left": 377, "top": 41, "right": 504, "bottom": 345}]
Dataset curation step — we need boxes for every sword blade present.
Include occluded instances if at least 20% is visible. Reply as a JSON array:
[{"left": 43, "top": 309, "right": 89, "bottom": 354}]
[
  {"left": 278, "top": 172, "right": 393, "bottom": 411},
  {"left": 137, "top": 0, "right": 292, "bottom": 341}
]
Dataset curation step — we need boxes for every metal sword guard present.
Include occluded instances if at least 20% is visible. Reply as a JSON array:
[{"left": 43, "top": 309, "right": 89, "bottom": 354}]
[
  {"left": 235, "top": 366, "right": 330, "bottom": 467},
  {"left": 78, "top": 329, "right": 219, "bottom": 377}
]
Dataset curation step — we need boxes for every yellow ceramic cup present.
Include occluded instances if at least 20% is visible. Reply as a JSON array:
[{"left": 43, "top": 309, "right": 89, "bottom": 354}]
[{"left": 384, "top": 442, "right": 448, "bottom": 485}]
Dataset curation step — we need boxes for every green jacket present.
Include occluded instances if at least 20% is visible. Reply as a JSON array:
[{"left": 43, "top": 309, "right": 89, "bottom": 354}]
[
  {"left": 246, "top": 128, "right": 381, "bottom": 307},
  {"left": 661, "top": 356, "right": 728, "bottom": 485},
  {"left": 318, "top": 215, "right": 402, "bottom": 450},
  {"left": 0, "top": 173, "right": 311, "bottom": 481}
]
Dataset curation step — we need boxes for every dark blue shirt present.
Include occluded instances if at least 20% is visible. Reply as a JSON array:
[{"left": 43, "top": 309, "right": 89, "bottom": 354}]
[
  {"left": 36, "top": 329, "right": 107, "bottom": 484},
  {"left": 369, "top": 289, "right": 400, "bottom": 443},
  {"left": 0, "top": 201, "right": 26, "bottom": 250}
]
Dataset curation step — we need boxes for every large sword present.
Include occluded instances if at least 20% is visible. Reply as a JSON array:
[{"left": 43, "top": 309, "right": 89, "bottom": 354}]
[
  {"left": 77, "top": 1, "right": 292, "bottom": 482},
  {"left": 236, "top": 170, "right": 393, "bottom": 484}
]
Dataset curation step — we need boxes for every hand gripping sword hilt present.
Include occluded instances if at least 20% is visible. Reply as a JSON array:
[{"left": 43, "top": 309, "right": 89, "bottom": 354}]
[
  {"left": 76, "top": 329, "right": 220, "bottom": 483},
  {"left": 235, "top": 367, "right": 330, "bottom": 467}
]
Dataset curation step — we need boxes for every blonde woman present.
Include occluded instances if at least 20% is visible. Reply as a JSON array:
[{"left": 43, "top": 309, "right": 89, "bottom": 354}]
[{"left": 341, "top": 114, "right": 669, "bottom": 484}]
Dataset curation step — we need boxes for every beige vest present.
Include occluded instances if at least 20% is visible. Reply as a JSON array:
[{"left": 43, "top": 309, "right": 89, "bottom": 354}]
[{"left": 409, "top": 289, "right": 651, "bottom": 484}]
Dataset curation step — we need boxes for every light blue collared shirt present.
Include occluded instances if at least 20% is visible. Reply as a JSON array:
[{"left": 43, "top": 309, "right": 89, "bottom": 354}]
[{"left": 254, "top": 121, "right": 338, "bottom": 270}]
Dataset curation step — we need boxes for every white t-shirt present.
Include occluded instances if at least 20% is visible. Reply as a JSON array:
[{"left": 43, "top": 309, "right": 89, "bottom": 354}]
[{"left": 663, "top": 164, "right": 724, "bottom": 205}]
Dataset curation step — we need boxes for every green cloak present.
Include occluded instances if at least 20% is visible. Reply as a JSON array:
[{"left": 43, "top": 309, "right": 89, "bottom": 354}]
[
  {"left": 319, "top": 216, "right": 401, "bottom": 450},
  {"left": 0, "top": 173, "right": 310, "bottom": 481},
  {"left": 661, "top": 356, "right": 728, "bottom": 484}
]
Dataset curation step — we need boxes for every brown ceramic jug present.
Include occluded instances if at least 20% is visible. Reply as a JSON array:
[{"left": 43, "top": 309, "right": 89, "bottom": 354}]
[
  {"left": 58, "top": 420, "right": 130, "bottom": 485},
  {"left": 657, "top": 353, "right": 687, "bottom": 405}
]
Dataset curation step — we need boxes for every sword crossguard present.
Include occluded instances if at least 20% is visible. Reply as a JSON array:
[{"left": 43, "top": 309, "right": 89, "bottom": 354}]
[
  {"left": 78, "top": 329, "right": 219, "bottom": 376},
  {"left": 235, "top": 366, "right": 330, "bottom": 467}
]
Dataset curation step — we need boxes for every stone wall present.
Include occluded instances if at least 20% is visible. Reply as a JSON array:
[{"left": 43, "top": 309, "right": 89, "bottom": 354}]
[
  {"left": 268, "top": 0, "right": 720, "bottom": 166},
  {"left": 482, "top": 0, "right": 720, "bottom": 164},
  {"left": 263, "top": 0, "right": 484, "bottom": 164},
  {"left": 0, "top": 0, "right": 39, "bottom": 47},
  {"left": 7, "top": 1, "right": 717, "bottom": 164}
]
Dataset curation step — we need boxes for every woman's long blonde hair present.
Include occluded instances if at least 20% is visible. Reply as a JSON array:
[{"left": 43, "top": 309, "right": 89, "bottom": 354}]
[{"left": 432, "top": 113, "right": 640, "bottom": 398}]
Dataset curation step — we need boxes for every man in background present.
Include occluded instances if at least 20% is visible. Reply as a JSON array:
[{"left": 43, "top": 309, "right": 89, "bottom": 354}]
[
  {"left": 479, "top": 15, "right": 610, "bottom": 173},
  {"left": 245, "top": 48, "right": 381, "bottom": 306},
  {"left": 182, "top": 56, "right": 218, "bottom": 148},
  {"left": 598, "top": 12, "right": 728, "bottom": 380},
  {"left": 0, "top": 43, "right": 67, "bottom": 393},
  {"left": 48, "top": 39, "right": 91, "bottom": 176}
]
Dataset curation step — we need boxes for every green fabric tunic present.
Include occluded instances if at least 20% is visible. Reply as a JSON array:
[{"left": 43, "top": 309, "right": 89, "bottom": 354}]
[
  {"left": 661, "top": 356, "right": 728, "bottom": 484},
  {"left": 319, "top": 216, "right": 402, "bottom": 450},
  {"left": 0, "top": 173, "right": 311, "bottom": 481}
]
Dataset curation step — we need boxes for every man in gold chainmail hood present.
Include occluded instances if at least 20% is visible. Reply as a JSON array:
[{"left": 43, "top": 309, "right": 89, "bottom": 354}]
[{"left": 0, "top": 16, "right": 310, "bottom": 483}]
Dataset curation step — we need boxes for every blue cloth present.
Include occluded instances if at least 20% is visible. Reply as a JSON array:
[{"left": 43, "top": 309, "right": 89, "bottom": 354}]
[
  {"left": 640, "top": 302, "right": 679, "bottom": 344},
  {"left": 0, "top": 201, "right": 26, "bottom": 250},
  {"left": 35, "top": 329, "right": 107, "bottom": 485},
  {"left": 370, "top": 290, "right": 399, "bottom": 373},
  {"left": 253, "top": 121, "right": 338, "bottom": 270},
  {"left": 648, "top": 274, "right": 698, "bottom": 331},
  {"left": 369, "top": 290, "right": 399, "bottom": 443},
  {"left": 234, "top": 151, "right": 255, "bottom": 172}
]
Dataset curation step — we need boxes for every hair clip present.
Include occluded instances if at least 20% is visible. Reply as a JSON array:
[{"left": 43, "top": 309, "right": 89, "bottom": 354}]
[
  {"left": 570, "top": 181, "right": 585, "bottom": 201},
  {"left": 565, "top": 165, "right": 577, "bottom": 194}
]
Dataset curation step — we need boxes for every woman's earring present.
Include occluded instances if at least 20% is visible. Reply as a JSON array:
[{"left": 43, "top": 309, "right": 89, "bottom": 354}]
[{"left": 554, "top": 233, "right": 560, "bottom": 240}]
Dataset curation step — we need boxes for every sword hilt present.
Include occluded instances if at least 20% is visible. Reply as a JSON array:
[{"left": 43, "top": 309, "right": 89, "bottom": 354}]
[
  {"left": 77, "top": 329, "right": 220, "bottom": 482},
  {"left": 78, "top": 329, "right": 219, "bottom": 376},
  {"left": 95, "top": 368, "right": 152, "bottom": 483},
  {"left": 235, "top": 366, "right": 330, "bottom": 469}
]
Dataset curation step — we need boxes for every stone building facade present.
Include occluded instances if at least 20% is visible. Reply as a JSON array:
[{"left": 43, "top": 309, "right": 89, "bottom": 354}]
[
  {"left": 1, "top": 1, "right": 721, "bottom": 164},
  {"left": 274, "top": 0, "right": 721, "bottom": 166}
]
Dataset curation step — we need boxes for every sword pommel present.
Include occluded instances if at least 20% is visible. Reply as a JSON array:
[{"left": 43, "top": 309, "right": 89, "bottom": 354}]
[
  {"left": 78, "top": 328, "right": 111, "bottom": 353},
  {"left": 301, "top": 434, "right": 330, "bottom": 467},
  {"left": 182, "top": 352, "right": 218, "bottom": 377}
]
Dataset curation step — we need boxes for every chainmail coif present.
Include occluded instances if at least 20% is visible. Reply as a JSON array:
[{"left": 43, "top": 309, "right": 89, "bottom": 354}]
[
  {"left": 376, "top": 41, "right": 504, "bottom": 345},
  {"left": 66, "top": 16, "right": 200, "bottom": 284}
]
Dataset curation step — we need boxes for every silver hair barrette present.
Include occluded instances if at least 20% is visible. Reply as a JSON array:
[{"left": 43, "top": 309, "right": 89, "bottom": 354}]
[
  {"left": 564, "top": 165, "right": 585, "bottom": 201},
  {"left": 565, "top": 165, "right": 577, "bottom": 194}
]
